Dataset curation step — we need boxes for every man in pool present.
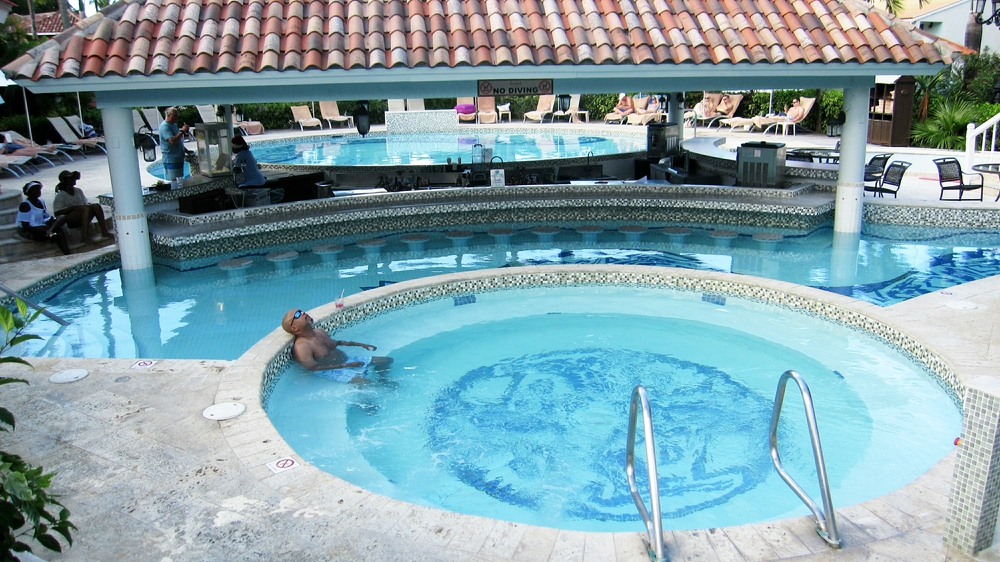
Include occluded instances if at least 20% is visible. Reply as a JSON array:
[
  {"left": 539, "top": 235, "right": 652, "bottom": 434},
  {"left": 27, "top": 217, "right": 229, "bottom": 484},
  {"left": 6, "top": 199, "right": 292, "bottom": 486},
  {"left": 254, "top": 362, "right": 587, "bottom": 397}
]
[{"left": 281, "top": 308, "right": 392, "bottom": 383}]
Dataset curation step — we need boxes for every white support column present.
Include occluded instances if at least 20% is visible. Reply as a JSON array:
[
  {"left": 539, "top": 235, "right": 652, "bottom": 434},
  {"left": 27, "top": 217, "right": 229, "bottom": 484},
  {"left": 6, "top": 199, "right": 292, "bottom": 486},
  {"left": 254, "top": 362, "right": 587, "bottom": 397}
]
[
  {"left": 101, "top": 106, "right": 153, "bottom": 270},
  {"left": 833, "top": 87, "right": 869, "bottom": 234}
]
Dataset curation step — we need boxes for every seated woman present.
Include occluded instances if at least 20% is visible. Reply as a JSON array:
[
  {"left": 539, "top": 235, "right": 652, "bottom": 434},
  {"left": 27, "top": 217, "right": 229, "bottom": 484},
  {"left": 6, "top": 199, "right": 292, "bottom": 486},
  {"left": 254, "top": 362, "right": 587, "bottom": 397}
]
[
  {"left": 231, "top": 136, "right": 266, "bottom": 188},
  {"left": 713, "top": 94, "right": 734, "bottom": 117},
  {"left": 53, "top": 170, "right": 111, "bottom": 240},
  {"left": 16, "top": 181, "right": 70, "bottom": 255}
]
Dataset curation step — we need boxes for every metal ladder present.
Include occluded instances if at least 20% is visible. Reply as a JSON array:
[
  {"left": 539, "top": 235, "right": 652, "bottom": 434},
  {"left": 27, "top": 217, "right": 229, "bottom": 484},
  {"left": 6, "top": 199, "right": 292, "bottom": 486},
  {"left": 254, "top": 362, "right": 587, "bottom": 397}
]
[
  {"left": 0, "top": 282, "right": 68, "bottom": 326},
  {"left": 769, "top": 370, "right": 841, "bottom": 548},
  {"left": 625, "top": 385, "right": 666, "bottom": 561}
]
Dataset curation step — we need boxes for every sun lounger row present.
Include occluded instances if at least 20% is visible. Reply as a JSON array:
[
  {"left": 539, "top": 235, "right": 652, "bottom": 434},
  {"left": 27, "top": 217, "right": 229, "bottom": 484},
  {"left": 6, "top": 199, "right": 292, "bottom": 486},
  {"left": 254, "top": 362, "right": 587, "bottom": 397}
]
[{"left": 46, "top": 116, "right": 106, "bottom": 156}]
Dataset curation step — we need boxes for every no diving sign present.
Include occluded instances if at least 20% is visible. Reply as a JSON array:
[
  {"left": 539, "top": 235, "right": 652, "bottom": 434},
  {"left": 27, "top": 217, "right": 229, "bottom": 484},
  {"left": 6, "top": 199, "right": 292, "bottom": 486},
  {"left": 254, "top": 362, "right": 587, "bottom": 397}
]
[
  {"left": 479, "top": 79, "right": 553, "bottom": 97},
  {"left": 266, "top": 457, "right": 299, "bottom": 474}
]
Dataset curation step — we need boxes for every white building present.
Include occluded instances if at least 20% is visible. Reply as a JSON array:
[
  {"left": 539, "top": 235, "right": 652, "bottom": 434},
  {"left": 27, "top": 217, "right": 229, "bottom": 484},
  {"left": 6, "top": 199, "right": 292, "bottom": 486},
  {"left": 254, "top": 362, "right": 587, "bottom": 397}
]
[{"left": 903, "top": 0, "right": 1000, "bottom": 54}]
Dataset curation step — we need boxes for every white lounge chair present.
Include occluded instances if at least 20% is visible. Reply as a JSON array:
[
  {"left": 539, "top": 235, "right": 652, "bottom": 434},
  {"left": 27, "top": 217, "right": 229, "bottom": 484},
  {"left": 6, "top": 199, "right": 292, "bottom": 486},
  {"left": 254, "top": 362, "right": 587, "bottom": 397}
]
[
  {"left": 319, "top": 101, "right": 353, "bottom": 128},
  {"left": 47, "top": 116, "right": 106, "bottom": 155},
  {"left": 524, "top": 95, "right": 556, "bottom": 123},
  {"left": 405, "top": 99, "right": 425, "bottom": 111},
  {"left": 387, "top": 99, "right": 406, "bottom": 112},
  {"left": 290, "top": 105, "right": 322, "bottom": 130}
]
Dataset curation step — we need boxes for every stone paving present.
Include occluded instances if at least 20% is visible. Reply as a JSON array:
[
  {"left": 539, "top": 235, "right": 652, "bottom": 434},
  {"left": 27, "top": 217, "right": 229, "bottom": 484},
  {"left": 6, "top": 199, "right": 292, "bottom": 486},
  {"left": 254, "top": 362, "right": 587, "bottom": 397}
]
[{"left": 1, "top": 123, "right": 1000, "bottom": 561}]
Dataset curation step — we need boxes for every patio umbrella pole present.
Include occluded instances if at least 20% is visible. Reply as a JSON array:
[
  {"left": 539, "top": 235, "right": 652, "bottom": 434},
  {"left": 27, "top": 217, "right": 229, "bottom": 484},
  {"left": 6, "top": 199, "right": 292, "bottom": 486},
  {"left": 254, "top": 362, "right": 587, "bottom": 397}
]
[
  {"left": 23, "top": 87, "right": 33, "bottom": 144},
  {"left": 76, "top": 91, "right": 84, "bottom": 126}
]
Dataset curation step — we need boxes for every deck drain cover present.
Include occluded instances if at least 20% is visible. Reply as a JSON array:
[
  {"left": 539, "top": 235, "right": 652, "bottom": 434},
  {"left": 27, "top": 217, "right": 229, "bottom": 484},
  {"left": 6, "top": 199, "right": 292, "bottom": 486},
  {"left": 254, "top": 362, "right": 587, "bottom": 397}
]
[
  {"left": 945, "top": 300, "right": 977, "bottom": 310},
  {"left": 203, "top": 403, "right": 246, "bottom": 420},
  {"left": 49, "top": 369, "right": 89, "bottom": 384}
]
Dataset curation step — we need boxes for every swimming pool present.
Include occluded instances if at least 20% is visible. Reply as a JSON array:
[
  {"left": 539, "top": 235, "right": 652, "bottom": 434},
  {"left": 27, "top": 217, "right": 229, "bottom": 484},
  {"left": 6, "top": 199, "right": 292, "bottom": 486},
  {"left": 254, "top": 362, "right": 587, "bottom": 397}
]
[
  {"left": 264, "top": 282, "right": 960, "bottom": 531},
  {"left": 247, "top": 131, "right": 647, "bottom": 167},
  {"left": 11, "top": 222, "right": 1000, "bottom": 359}
]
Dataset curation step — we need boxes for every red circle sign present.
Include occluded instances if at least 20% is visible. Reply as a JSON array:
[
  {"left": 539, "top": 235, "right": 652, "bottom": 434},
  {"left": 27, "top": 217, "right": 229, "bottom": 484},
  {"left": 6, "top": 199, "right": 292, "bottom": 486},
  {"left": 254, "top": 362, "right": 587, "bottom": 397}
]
[
  {"left": 276, "top": 458, "right": 295, "bottom": 469},
  {"left": 479, "top": 81, "right": 493, "bottom": 95}
]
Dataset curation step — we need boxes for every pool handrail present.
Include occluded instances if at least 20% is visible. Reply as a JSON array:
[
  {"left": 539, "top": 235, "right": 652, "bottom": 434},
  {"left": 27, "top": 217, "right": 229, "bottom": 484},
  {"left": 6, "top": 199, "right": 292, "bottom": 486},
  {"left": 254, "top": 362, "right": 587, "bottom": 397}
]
[
  {"left": 769, "top": 370, "right": 841, "bottom": 548},
  {"left": 625, "top": 385, "right": 666, "bottom": 561},
  {"left": 0, "top": 282, "right": 68, "bottom": 326}
]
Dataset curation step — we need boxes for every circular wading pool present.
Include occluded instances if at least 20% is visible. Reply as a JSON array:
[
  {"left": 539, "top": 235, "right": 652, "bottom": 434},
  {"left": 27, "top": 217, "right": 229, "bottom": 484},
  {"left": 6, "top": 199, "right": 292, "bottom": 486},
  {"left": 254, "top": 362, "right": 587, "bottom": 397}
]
[{"left": 264, "top": 277, "right": 960, "bottom": 532}]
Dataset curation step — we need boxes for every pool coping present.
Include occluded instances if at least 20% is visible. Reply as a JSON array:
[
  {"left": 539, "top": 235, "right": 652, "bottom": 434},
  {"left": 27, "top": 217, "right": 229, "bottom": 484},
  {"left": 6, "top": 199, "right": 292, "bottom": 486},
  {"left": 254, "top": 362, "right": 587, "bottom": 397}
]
[{"left": 216, "top": 265, "right": 964, "bottom": 561}]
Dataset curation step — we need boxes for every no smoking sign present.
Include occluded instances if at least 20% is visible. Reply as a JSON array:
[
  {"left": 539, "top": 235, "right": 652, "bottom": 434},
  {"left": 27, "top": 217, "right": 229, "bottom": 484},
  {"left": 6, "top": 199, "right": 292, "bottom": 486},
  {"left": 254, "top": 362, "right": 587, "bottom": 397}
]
[{"left": 266, "top": 457, "right": 299, "bottom": 474}]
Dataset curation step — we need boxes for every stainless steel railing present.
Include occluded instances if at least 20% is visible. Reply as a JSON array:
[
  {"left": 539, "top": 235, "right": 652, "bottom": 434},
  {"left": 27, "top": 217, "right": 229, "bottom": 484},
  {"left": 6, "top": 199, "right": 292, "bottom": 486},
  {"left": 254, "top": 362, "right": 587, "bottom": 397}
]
[
  {"left": 0, "top": 282, "right": 68, "bottom": 326},
  {"left": 626, "top": 385, "right": 666, "bottom": 561},
  {"left": 769, "top": 370, "right": 841, "bottom": 548}
]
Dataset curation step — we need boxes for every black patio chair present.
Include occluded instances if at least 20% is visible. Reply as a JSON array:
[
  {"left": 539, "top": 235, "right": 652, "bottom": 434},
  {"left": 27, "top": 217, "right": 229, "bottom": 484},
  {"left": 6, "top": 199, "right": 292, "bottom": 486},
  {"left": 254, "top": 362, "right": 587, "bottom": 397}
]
[
  {"left": 863, "top": 153, "right": 893, "bottom": 183},
  {"left": 934, "top": 157, "right": 984, "bottom": 201},
  {"left": 864, "top": 161, "right": 911, "bottom": 198}
]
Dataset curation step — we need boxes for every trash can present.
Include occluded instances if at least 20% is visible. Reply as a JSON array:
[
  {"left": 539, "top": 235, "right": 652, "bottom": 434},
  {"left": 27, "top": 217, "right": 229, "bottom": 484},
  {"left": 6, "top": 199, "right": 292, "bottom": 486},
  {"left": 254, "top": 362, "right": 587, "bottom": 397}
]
[
  {"left": 647, "top": 122, "right": 681, "bottom": 161},
  {"left": 737, "top": 141, "right": 786, "bottom": 188}
]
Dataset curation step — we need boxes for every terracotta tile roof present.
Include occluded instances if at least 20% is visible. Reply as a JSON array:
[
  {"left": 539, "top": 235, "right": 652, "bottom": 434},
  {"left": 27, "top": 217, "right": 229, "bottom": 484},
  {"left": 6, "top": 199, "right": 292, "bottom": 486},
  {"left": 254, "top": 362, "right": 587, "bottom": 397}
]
[
  {"left": 9, "top": 10, "right": 82, "bottom": 36},
  {"left": 3, "top": 0, "right": 954, "bottom": 86}
]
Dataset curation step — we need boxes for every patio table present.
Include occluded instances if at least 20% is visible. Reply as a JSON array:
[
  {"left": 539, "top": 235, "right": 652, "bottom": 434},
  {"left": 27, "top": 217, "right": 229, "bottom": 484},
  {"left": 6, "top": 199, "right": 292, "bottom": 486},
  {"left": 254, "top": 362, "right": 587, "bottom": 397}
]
[
  {"left": 787, "top": 148, "right": 839, "bottom": 164},
  {"left": 971, "top": 163, "right": 1000, "bottom": 202}
]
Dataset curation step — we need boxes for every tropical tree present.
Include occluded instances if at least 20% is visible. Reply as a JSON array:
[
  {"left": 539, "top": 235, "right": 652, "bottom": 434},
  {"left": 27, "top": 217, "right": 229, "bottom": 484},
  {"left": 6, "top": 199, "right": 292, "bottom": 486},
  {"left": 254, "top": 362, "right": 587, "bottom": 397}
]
[{"left": 911, "top": 99, "right": 981, "bottom": 150}]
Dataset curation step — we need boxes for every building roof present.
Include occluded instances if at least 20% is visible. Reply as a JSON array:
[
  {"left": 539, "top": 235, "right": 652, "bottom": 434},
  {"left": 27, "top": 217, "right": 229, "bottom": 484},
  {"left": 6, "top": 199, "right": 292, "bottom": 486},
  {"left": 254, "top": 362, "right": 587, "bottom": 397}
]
[
  {"left": 8, "top": 10, "right": 82, "bottom": 35},
  {"left": 1, "top": 0, "right": 959, "bottom": 105}
]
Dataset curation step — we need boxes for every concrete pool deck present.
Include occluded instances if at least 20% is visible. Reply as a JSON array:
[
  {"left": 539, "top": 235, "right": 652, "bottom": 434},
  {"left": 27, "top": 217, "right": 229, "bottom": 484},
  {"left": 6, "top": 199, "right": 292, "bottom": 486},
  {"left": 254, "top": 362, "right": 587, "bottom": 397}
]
[{"left": 2, "top": 124, "right": 1000, "bottom": 560}]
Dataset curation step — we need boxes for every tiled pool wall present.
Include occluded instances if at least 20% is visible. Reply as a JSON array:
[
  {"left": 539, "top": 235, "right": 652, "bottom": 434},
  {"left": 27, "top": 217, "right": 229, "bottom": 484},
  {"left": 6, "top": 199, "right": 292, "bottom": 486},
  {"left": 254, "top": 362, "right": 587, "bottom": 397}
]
[
  {"left": 257, "top": 268, "right": 963, "bottom": 412},
  {"left": 0, "top": 252, "right": 120, "bottom": 310},
  {"left": 147, "top": 184, "right": 836, "bottom": 265},
  {"left": 864, "top": 203, "right": 1000, "bottom": 229}
]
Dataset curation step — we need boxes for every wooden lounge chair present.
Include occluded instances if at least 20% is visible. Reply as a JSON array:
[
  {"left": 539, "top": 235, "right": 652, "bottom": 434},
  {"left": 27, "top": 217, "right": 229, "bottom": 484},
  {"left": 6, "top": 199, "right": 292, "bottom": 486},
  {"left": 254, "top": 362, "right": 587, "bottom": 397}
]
[
  {"left": 405, "top": 99, "right": 425, "bottom": 111},
  {"left": 387, "top": 99, "right": 406, "bottom": 112},
  {"left": 456, "top": 97, "right": 478, "bottom": 123},
  {"left": 47, "top": 116, "right": 106, "bottom": 155},
  {"left": 934, "top": 157, "right": 984, "bottom": 201},
  {"left": 290, "top": 105, "right": 322, "bottom": 130},
  {"left": 524, "top": 95, "right": 556, "bottom": 123},
  {"left": 319, "top": 101, "right": 353, "bottom": 128},
  {"left": 864, "top": 161, "right": 911, "bottom": 198}
]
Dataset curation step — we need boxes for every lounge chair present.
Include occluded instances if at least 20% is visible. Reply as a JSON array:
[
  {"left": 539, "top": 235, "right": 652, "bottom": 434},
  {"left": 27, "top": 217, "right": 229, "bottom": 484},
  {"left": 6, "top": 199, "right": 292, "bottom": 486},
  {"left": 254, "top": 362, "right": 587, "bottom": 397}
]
[
  {"left": 552, "top": 94, "right": 588, "bottom": 123},
  {"left": 934, "top": 157, "right": 984, "bottom": 201},
  {"left": 47, "top": 116, "right": 106, "bottom": 155},
  {"left": 0, "top": 154, "right": 34, "bottom": 177},
  {"left": 627, "top": 96, "right": 664, "bottom": 125},
  {"left": 864, "top": 161, "right": 911, "bottom": 198},
  {"left": 405, "top": 99, "right": 425, "bottom": 111},
  {"left": 456, "top": 97, "right": 478, "bottom": 123},
  {"left": 319, "top": 101, "right": 353, "bottom": 128},
  {"left": 762, "top": 97, "right": 816, "bottom": 135},
  {"left": 387, "top": 99, "right": 406, "bottom": 112},
  {"left": 605, "top": 95, "right": 638, "bottom": 124},
  {"left": 476, "top": 97, "right": 497, "bottom": 124},
  {"left": 702, "top": 94, "right": 742, "bottom": 129},
  {"left": 196, "top": 104, "right": 219, "bottom": 124},
  {"left": 3, "top": 131, "right": 71, "bottom": 166},
  {"left": 524, "top": 95, "right": 556, "bottom": 123},
  {"left": 290, "top": 105, "right": 322, "bottom": 130}
]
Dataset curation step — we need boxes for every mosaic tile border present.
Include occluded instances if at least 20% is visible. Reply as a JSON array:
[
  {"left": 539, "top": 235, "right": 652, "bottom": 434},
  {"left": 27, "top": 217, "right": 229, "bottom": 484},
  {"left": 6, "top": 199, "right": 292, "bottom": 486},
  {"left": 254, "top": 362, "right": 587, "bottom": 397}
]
[
  {"left": 0, "top": 251, "right": 120, "bottom": 309},
  {"left": 864, "top": 203, "right": 1000, "bottom": 228},
  {"left": 152, "top": 205, "right": 835, "bottom": 265},
  {"left": 257, "top": 267, "right": 960, "bottom": 412}
]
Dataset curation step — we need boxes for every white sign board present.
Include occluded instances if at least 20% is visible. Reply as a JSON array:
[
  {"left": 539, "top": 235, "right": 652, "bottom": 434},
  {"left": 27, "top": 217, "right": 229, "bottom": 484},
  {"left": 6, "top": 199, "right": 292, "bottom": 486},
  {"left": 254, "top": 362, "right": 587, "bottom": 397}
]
[
  {"left": 266, "top": 457, "right": 299, "bottom": 474},
  {"left": 478, "top": 79, "right": 553, "bottom": 97},
  {"left": 490, "top": 169, "right": 506, "bottom": 187}
]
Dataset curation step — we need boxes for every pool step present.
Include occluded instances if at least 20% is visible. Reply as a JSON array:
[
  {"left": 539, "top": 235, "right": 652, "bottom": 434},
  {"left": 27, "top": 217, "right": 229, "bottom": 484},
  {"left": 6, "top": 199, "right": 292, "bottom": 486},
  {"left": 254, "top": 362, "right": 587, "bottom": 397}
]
[{"left": 0, "top": 218, "right": 117, "bottom": 263}]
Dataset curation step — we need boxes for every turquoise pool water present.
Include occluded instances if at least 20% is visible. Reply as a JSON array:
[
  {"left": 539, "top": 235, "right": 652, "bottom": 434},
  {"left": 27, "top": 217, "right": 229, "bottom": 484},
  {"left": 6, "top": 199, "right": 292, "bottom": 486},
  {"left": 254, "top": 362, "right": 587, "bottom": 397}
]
[
  {"left": 248, "top": 132, "right": 646, "bottom": 166},
  {"left": 266, "top": 285, "right": 960, "bottom": 531},
  {"left": 12, "top": 222, "right": 1000, "bottom": 359}
]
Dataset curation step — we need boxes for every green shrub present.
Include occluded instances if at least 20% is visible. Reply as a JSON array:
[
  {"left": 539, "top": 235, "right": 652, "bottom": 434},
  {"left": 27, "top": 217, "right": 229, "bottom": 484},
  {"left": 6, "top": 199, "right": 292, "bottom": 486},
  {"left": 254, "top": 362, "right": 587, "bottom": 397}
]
[
  {"left": 911, "top": 99, "right": 981, "bottom": 150},
  {"left": 0, "top": 300, "right": 76, "bottom": 558}
]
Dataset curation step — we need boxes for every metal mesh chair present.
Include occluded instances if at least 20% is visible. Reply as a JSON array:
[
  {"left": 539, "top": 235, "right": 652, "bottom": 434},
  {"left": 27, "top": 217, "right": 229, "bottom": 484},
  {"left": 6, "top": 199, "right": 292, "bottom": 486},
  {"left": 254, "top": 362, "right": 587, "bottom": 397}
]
[
  {"left": 934, "top": 157, "right": 984, "bottom": 201},
  {"left": 864, "top": 161, "right": 911, "bottom": 198}
]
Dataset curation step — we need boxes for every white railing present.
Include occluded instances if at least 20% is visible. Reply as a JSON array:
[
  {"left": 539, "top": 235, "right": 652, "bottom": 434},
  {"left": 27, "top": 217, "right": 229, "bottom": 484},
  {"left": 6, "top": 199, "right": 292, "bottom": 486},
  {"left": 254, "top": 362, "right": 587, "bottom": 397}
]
[{"left": 966, "top": 110, "right": 1000, "bottom": 169}]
